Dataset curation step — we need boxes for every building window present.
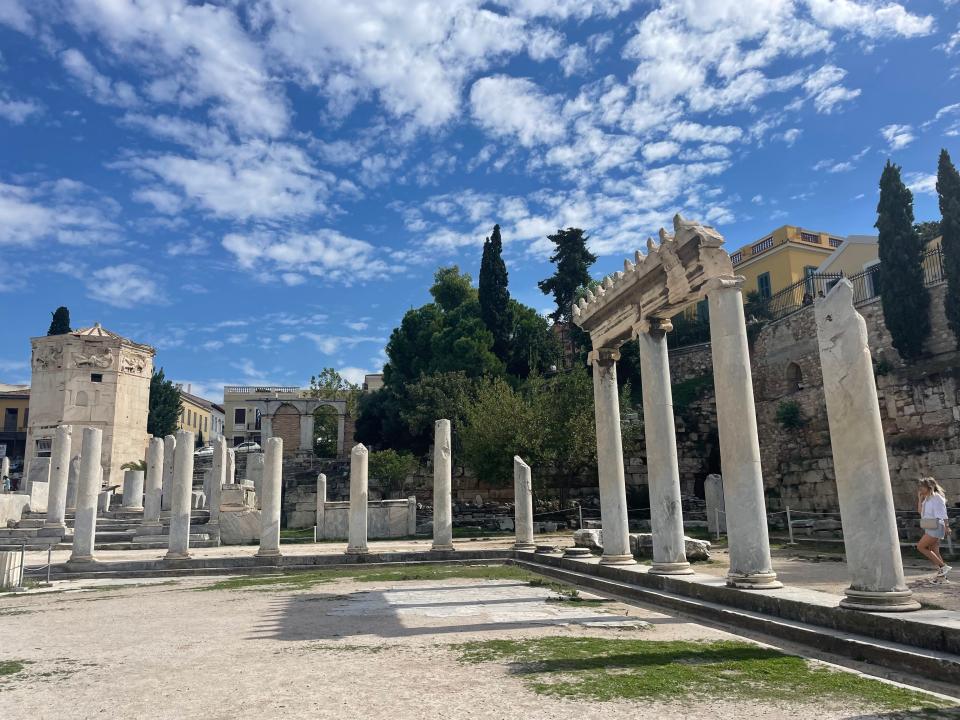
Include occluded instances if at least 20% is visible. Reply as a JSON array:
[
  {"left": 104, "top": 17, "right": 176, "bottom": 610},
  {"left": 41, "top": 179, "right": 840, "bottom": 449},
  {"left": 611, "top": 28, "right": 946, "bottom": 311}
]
[
  {"left": 91, "top": 373, "right": 103, "bottom": 383},
  {"left": 3, "top": 408, "right": 16, "bottom": 432},
  {"left": 234, "top": 408, "right": 246, "bottom": 426},
  {"left": 35, "top": 438, "right": 52, "bottom": 458},
  {"left": 800, "top": 231, "right": 820, "bottom": 244},
  {"left": 757, "top": 272, "right": 772, "bottom": 299},
  {"left": 752, "top": 237, "right": 774, "bottom": 255},
  {"left": 695, "top": 298, "right": 709, "bottom": 322},
  {"left": 829, "top": 237, "right": 843, "bottom": 248},
  {"left": 786, "top": 362, "right": 803, "bottom": 393},
  {"left": 233, "top": 436, "right": 244, "bottom": 446}
]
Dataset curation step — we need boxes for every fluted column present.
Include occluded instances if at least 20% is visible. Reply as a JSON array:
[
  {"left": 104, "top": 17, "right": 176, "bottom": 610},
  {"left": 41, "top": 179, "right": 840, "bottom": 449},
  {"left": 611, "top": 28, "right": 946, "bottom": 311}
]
[
  {"left": 165, "top": 430, "right": 194, "bottom": 560},
  {"left": 69, "top": 428, "right": 102, "bottom": 564},
  {"left": 161, "top": 434, "right": 176, "bottom": 511},
  {"left": 44, "top": 425, "right": 72, "bottom": 531},
  {"left": 706, "top": 276, "right": 780, "bottom": 589},
  {"left": 636, "top": 323, "right": 692, "bottom": 575},
  {"left": 589, "top": 348, "right": 634, "bottom": 564},
  {"left": 346, "top": 444, "right": 369, "bottom": 555},
  {"left": 256, "top": 437, "right": 283, "bottom": 558},
  {"left": 431, "top": 419, "right": 454, "bottom": 551},
  {"left": 513, "top": 456, "right": 535, "bottom": 550}
]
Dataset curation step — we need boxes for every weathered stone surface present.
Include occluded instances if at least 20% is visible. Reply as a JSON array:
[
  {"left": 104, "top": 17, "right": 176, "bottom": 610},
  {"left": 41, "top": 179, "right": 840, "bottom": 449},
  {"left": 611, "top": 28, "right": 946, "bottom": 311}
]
[
  {"left": 704, "top": 474, "right": 726, "bottom": 534},
  {"left": 257, "top": 437, "right": 283, "bottom": 558},
  {"left": 513, "top": 456, "right": 535, "bottom": 550},
  {"left": 629, "top": 533, "right": 711, "bottom": 561},
  {"left": 573, "top": 528, "right": 603, "bottom": 553},
  {"left": 71, "top": 427, "right": 102, "bottom": 563},
  {"left": 166, "top": 430, "right": 194, "bottom": 560},
  {"left": 219, "top": 508, "right": 261, "bottom": 545},
  {"left": 432, "top": 420, "right": 453, "bottom": 551},
  {"left": 122, "top": 470, "right": 144, "bottom": 510},
  {"left": 347, "top": 444, "right": 369, "bottom": 554}
]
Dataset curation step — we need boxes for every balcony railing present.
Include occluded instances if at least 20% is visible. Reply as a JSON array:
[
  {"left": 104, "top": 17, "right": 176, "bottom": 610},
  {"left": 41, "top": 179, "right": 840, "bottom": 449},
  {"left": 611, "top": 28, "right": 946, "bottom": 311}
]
[{"left": 224, "top": 385, "right": 302, "bottom": 394}]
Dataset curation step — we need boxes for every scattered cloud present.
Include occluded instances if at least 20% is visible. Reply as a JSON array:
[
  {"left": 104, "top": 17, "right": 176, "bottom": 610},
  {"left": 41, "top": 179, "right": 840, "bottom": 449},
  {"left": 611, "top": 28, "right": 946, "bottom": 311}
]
[
  {"left": 61, "top": 49, "right": 139, "bottom": 108},
  {"left": 0, "top": 93, "right": 42, "bottom": 124},
  {"left": 880, "top": 124, "right": 914, "bottom": 151},
  {"left": 469, "top": 76, "right": 566, "bottom": 147},
  {"left": 86, "top": 264, "right": 165, "bottom": 308},
  {"left": 904, "top": 171, "right": 936, "bottom": 195},
  {"left": 0, "top": 179, "right": 120, "bottom": 247},
  {"left": 301, "top": 333, "right": 386, "bottom": 356}
]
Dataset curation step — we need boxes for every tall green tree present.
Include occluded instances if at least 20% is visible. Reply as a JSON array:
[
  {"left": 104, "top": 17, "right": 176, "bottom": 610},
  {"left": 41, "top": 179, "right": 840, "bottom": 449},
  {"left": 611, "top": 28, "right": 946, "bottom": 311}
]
[
  {"left": 936, "top": 149, "right": 960, "bottom": 347},
  {"left": 478, "top": 224, "right": 511, "bottom": 362},
  {"left": 505, "top": 300, "right": 560, "bottom": 378},
  {"left": 875, "top": 160, "right": 930, "bottom": 360},
  {"left": 47, "top": 306, "right": 71, "bottom": 335},
  {"left": 538, "top": 228, "right": 596, "bottom": 323},
  {"left": 915, "top": 220, "right": 942, "bottom": 245},
  {"left": 147, "top": 369, "right": 183, "bottom": 438},
  {"left": 309, "top": 367, "right": 361, "bottom": 416}
]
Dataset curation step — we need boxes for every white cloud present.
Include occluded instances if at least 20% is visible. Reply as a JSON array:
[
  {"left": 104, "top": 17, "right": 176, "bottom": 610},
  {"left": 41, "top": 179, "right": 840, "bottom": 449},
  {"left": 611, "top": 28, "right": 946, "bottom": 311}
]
[
  {"left": 669, "top": 122, "right": 742, "bottom": 144},
  {"left": 904, "top": 172, "right": 936, "bottom": 195},
  {"left": 0, "top": 180, "right": 120, "bottom": 247},
  {"left": 0, "top": 0, "right": 32, "bottom": 33},
  {"left": 804, "top": 0, "right": 934, "bottom": 38},
  {"left": 880, "top": 123, "right": 914, "bottom": 151},
  {"left": 802, "top": 65, "right": 861, "bottom": 114},
  {"left": 166, "top": 236, "right": 208, "bottom": 256},
  {"left": 61, "top": 49, "right": 139, "bottom": 108},
  {"left": 301, "top": 333, "right": 386, "bottom": 356},
  {"left": 560, "top": 45, "right": 590, "bottom": 76},
  {"left": 777, "top": 128, "right": 802, "bottom": 146},
  {"left": 0, "top": 93, "right": 42, "bottom": 124},
  {"left": 87, "top": 264, "right": 165, "bottom": 308},
  {"left": 202, "top": 340, "right": 224, "bottom": 351},
  {"left": 469, "top": 76, "right": 566, "bottom": 146},
  {"left": 812, "top": 146, "right": 870, "bottom": 172},
  {"left": 642, "top": 141, "right": 680, "bottom": 163},
  {"left": 340, "top": 366, "right": 375, "bottom": 385},
  {"left": 345, "top": 321, "right": 369, "bottom": 331}
]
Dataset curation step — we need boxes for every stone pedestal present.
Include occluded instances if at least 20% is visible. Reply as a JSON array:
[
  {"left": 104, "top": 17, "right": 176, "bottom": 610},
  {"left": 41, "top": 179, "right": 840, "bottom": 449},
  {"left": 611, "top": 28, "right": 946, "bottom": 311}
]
[
  {"left": 70, "top": 428, "right": 102, "bottom": 564},
  {"left": 815, "top": 280, "right": 919, "bottom": 612},
  {"left": 122, "top": 470, "right": 144, "bottom": 510},
  {"left": 316, "top": 473, "right": 327, "bottom": 531},
  {"left": 513, "top": 456, "right": 535, "bottom": 551},
  {"left": 704, "top": 474, "right": 726, "bottom": 534},
  {"left": 346, "top": 444, "right": 369, "bottom": 555},
  {"left": 407, "top": 496, "right": 417, "bottom": 536},
  {"left": 165, "top": 430, "right": 194, "bottom": 561},
  {"left": 161, "top": 434, "right": 176, "bottom": 511},
  {"left": 65, "top": 455, "right": 81, "bottom": 511},
  {"left": 209, "top": 438, "right": 226, "bottom": 527},
  {"left": 141, "top": 437, "right": 163, "bottom": 527},
  {"left": 431, "top": 419, "right": 454, "bottom": 552},
  {"left": 248, "top": 453, "right": 265, "bottom": 510},
  {"left": 706, "top": 276, "right": 780, "bottom": 589},
  {"left": 256, "top": 438, "right": 283, "bottom": 558},
  {"left": 44, "top": 424, "right": 72, "bottom": 531},
  {"left": 636, "top": 327, "right": 692, "bottom": 575},
  {"left": 589, "top": 348, "right": 634, "bottom": 565}
]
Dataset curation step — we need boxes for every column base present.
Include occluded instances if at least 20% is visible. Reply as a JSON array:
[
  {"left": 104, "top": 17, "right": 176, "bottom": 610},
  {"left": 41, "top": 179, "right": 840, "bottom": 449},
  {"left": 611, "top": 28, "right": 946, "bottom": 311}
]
[
  {"left": 513, "top": 542, "right": 536, "bottom": 552},
  {"left": 600, "top": 553, "right": 636, "bottom": 565},
  {"left": 255, "top": 549, "right": 281, "bottom": 558},
  {"left": 345, "top": 547, "right": 368, "bottom": 555},
  {"left": 41, "top": 521, "right": 65, "bottom": 531},
  {"left": 562, "top": 547, "right": 593, "bottom": 558},
  {"left": 649, "top": 561, "right": 694, "bottom": 575},
  {"left": 38, "top": 525, "right": 66, "bottom": 537},
  {"left": 840, "top": 588, "right": 921, "bottom": 612},
  {"left": 66, "top": 555, "right": 97, "bottom": 566},
  {"left": 726, "top": 571, "right": 782, "bottom": 590},
  {"left": 122, "top": 506, "right": 144, "bottom": 512},
  {"left": 164, "top": 551, "right": 191, "bottom": 561},
  {"left": 431, "top": 544, "right": 455, "bottom": 552}
]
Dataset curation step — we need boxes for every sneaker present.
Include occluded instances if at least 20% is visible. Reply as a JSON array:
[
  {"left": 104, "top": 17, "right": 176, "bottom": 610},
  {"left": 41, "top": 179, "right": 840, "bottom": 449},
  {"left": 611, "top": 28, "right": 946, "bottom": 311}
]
[{"left": 937, "top": 565, "right": 952, "bottom": 578}]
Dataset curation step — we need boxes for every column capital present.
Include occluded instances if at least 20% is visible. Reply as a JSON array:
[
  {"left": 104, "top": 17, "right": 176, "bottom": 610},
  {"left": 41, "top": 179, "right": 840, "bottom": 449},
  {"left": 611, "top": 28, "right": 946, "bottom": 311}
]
[
  {"left": 588, "top": 347, "right": 621, "bottom": 366},
  {"left": 633, "top": 317, "right": 673, "bottom": 337},
  {"left": 700, "top": 274, "right": 745, "bottom": 296}
]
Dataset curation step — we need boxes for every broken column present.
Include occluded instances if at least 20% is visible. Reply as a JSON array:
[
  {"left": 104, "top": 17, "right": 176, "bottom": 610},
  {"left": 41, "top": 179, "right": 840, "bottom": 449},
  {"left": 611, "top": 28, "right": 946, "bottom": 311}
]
[
  {"left": 161, "top": 434, "right": 176, "bottom": 511},
  {"left": 225, "top": 448, "right": 236, "bottom": 485},
  {"left": 165, "top": 430, "right": 194, "bottom": 560},
  {"left": 248, "top": 453, "right": 265, "bottom": 509},
  {"left": 513, "top": 456, "right": 535, "bottom": 551},
  {"left": 122, "top": 470, "right": 144, "bottom": 510},
  {"left": 706, "top": 276, "right": 780, "bottom": 589},
  {"left": 66, "top": 454, "right": 81, "bottom": 511},
  {"left": 208, "top": 438, "right": 226, "bottom": 527},
  {"left": 256, "top": 437, "right": 283, "bottom": 558},
  {"left": 815, "top": 280, "right": 919, "bottom": 611},
  {"left": 70, "top": 427, "right": 102, "bottom": 564},
  {"left": 704, "top": 474, "right": 726, "bottom": 535},
  {"left": 44, "top": 424, "right": 72, "bottom": 531},
  {"left": 346, "top": 444, "right": 369, "bottom": 555},
  {"left": 142, "top": 437, "right": 163, "bottom": 527},
  {"left": 431, "top": 419, "right": 454, "bottom": 552},
  {"left": 636, "top": 323, "right": 692, "bottom": 574},
  {"left": 589, "top": 348, "right": 634, "bottom": 565},
  {"left": 316, "top": 472, "right": 326, "bottom": 533}
]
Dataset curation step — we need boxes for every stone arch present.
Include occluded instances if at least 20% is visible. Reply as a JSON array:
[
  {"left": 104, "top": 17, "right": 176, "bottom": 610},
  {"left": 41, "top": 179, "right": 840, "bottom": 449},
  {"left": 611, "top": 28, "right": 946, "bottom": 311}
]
[
  {"left": 272, "top": 403, "right": 300, "bottom": 455},
  {"left": 313, "top": 404, "right": 339, "bottom": 458},
  {"left": 785, "top": 362, "right": 803, "bottom": 393},
  {"left": 76, "top": 390, "right": 89, "bottom": 407}
]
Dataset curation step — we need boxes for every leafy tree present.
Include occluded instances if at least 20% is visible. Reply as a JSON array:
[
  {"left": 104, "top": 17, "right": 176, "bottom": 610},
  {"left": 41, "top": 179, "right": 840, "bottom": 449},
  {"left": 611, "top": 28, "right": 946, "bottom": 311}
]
[
  {"left": 399, "top": 372, "right": 479, "bottom": 454},
  {"left": 529, "top": 369, "right": 597, "bottom": 487},
  {"left": 354, "top": 388, "right": 417, "bottom": 452},
  {"left": 505, "top": 300, "right": 560, "bottom": 379},
  {"left": 538, "top": 228, "right": 596, "bottom": 324},
  {"left": 313, "top": 405, "right": 340, "bottom": 457},
  {"left": 368, "top": 449, "right": 419, "bottom": 499},
  {"left": 309, "top": 367, "right": 361, "bottom": 416},
  {"left": 875, "top": 160, "right": 930, "bottom": 360},
  {"left": 478, "top": 224, "right": 511, "bottom": 362},
  {"left": 47, "top": 306, "right": 71, "bottom": 335},
  {"left": 147, "top": 368, "right": 182, "bottom": 438},
  {"left": 915, "top": 220, "right": 942, "bottom": 245},
  {"left": 936, "top": 149, "right": 960, "bottom": 347}
]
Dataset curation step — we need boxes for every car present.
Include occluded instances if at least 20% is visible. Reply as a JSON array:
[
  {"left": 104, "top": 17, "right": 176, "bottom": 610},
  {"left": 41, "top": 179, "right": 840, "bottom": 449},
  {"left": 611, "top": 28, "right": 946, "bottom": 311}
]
[
  {"left": 193, "top": 445, "right": 214, "bottom": 457},
  {"left": 234, "top": 441, "right": 262, "bottom": 453}
]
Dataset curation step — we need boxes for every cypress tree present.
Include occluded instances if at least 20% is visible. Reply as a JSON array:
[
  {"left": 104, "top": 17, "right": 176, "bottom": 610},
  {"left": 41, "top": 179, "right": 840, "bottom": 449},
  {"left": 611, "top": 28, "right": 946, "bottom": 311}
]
[
  {"left": 147, "top": 368, "right": 183, "bottom": 438},
  {"left": 875, "top": 160, "right": 930, "bottom": 360},
  {"left": 936, "top": 149, "right": 960, "bottom": 348},
  {"left": 47, "top": 306, "right": 71, "bottom": 335},
  {"left": 538, "top": 228, "right": 597, "bottom": 323},
  {"left": 478, "top": 224, "right": 511, "bottom": 362}
]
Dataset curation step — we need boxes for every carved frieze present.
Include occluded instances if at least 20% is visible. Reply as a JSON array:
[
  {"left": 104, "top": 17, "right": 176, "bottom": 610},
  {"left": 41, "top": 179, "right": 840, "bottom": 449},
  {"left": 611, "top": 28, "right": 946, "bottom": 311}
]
[
  {"left": 120, "top": 352, "right": 147, "bottom": 375},
  {"left": 32, "top": 345, "right": 63, "bottom": 371},
  {"left": 73, "top": 351, "right": 113, "bottom": 369}
]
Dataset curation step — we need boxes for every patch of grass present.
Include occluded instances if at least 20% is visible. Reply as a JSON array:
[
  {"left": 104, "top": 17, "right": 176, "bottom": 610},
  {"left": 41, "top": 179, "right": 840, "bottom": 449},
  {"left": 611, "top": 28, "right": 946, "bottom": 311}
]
[
  {"left": 0, "top": 660, "right": 28, "bottom": 677},
  {"left": 79, "top": 581, "right": 179, "bottom": 593},
  {"left": 454, "top": 638, "right": 952, "bottom": 711},
  {"left": 302, "top": 643, "right": 388, "bottom": 654},
  {"left": 544, "top": 596, "right": 611, "bottom": 606}
]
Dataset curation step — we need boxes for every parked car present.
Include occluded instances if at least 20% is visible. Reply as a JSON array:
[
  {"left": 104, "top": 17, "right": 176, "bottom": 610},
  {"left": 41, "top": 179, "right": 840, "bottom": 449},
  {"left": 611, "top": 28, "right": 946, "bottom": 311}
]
[
  {"left": 193, "top": 445, "right": 214, "bottom": 458},
  {"left": 234, "top": 442, "right": 262, "bottom": 453}
]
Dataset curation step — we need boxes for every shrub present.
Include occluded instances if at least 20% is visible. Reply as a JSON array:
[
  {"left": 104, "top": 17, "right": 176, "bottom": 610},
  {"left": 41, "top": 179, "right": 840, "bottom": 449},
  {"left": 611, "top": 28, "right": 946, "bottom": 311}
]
[{"left": 775, "top": 400, "right": 805, "bottom": 429}]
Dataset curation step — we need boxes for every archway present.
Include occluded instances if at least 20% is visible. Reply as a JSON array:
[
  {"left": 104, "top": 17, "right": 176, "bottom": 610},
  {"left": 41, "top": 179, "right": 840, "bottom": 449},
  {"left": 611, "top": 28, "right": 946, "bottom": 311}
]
[
  {"left": 313, "top": 405, "right": 339, "bottom": 458},
  {"left": 272, "top": 403, "right": 300, "bottom": 455},
  {"left": 785, "top": 362, "right": 803, "bottom": 393}
]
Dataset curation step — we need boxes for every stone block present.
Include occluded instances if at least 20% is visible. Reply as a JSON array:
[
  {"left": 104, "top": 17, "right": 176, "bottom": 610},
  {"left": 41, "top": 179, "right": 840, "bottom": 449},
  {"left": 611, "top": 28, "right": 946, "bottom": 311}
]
[
  {"left": 628, "top": 533, "right": 711, "bottom": 561},
  {"left": 219, "top": 508, "right": 261, "bottom": 545},
  {"left": 0, "top": 551, "right": 23, "bottom": 590},
  {"left": 572, "top": 528, "right": 602, "bottom": 553}
]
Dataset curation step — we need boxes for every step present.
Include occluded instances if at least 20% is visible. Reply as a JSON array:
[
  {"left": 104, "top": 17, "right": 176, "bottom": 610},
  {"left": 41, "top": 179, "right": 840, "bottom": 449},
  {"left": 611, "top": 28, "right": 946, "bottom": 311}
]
[{"left": 16, "top": 519, "right": 46, "bottom": 529}]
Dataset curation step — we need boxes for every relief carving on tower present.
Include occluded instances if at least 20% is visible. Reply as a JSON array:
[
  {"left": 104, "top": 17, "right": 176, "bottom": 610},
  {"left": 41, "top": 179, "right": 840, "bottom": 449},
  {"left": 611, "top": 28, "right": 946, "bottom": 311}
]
[
  {"left": 32, "top": 345, "right": 64, "bottom": 371},
  {"left": 73, "top": 351, "right": 113, "bottom": 369},
  {"left": 120, "top": 352, "right": 147, "bottom": 375}
]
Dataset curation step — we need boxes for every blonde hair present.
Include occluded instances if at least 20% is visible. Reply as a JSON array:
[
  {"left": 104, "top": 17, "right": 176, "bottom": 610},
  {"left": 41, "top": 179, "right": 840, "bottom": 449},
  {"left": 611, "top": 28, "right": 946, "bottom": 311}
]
[{"left": 918, "top": 477, "right": 945, "bottom": 498}]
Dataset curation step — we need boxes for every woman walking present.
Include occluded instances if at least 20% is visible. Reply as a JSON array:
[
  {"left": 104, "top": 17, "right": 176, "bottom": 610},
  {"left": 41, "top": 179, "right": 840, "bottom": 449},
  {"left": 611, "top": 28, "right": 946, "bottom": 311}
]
[{"left": 917, "top": 477, "right": 951, "bottom": 578}]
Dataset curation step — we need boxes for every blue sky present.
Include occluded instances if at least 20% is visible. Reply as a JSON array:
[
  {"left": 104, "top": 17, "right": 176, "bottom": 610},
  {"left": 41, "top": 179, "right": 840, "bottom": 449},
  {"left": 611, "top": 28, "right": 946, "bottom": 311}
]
[{"left": 1, "top": 0, "right": 958, "bottom": 400}]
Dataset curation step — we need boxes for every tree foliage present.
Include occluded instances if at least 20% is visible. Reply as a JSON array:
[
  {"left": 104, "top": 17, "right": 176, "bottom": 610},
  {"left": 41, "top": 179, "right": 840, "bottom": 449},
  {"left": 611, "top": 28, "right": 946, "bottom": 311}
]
[
  {"left": 309, "top": 367, "right": 361, "bottom": 416},
  {"left": 936, "top": 149, "right": 960, "bottom": 348},
  {"left": 478, "top": 224, "right": 511, "bottom": 363},
  {"left": 538, "top": 228, "right": 597, "bottom": 324},
  {"left": 875, "top": 160, "right": 930, "bottom": 360},
  {"left": 313, "top": 405, "right": 340, "bottom": 457},
  {"left": 506, "top": 300, "right": 560, "bottom": 378},
  {"left": 915, "top": 220, "right": 942, "bottom": 245},
  {"left": 47, "top": 306, "right": 71, "bottom": 335},
  {"left": 368, "top": 449, "right": 419, "bottom": 499},
  {"left": 148, "top": 368, "right": 182, "bottom": 438}
]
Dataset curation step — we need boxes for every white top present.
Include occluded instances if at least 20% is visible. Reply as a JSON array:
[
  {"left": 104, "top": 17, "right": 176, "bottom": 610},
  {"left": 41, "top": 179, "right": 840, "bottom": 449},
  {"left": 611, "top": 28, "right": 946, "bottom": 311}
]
[{"left": 922, "top": 494, "right": 948, "bottom": 521}]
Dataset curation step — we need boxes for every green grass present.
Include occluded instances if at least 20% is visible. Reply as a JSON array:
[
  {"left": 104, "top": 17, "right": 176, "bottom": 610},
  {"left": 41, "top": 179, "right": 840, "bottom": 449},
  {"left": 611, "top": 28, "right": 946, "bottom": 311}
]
[
  {"left": 455, "top": 638, "right": 953, "bottom": 710},
  {"left": 0, "top": 660, "right": 28, "bottom": 678}
]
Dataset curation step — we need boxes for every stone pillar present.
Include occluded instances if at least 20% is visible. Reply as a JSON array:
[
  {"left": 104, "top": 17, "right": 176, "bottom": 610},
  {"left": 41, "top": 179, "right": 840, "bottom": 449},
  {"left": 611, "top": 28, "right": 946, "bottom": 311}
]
[
  {"left": 704, "top": 474, "right": 726, "bottom": 534},
  {"left": 346, "top": 444, "right": 369, "bottom": 555},
  {"left": 336, "top": 414, "right": 345, "bottom": 457},
  {"left": 431, "top": 419, "right": 454, "bottom": 552},
  {"left": 261, "top": 416, "right": 272, "bottom": 441},
  {"left": 706, "top": 276, "right": 780, "bottom": 589},
  {"left": 165, "top": 430, "right": 194, "bottom": 560},
  {"left": 300, "top": 412, "right": 315, "bottom": 452},
  {"left": 142, "top": 438, "right": 163, "bottom": 527},
  {"left": 513, "top": 456, "right": 535, "bottom": 551},
  {"left": 70, "top": 428, "right": 102, "bottom": 564},
  {"left": 815, "top": 280, "right": 919, "bottom": 611},
  {"left": 1, "top": 456, "right": 8, "bottom": 486},
  {"left": 248, "top": 453, "right": 265, "bottom": 509},
  {"left": 407, "top": 496, "right": 417, "bottom": 536},
  {"left": 636, "top": 324, "right": 692, "bottom": 575},
  {"left": 208, "top": 438, "right": 226, "bottom": 527},
  {"left": 316, "top": 473, "right": 326, "bottom": 533},
  {"left": 66, "top": 455, "right": 81, "bottom": 511},
  {"left": 122, "top": 470, "right": 144, "bottom": 510},
  {"left": 225, "top": 448, "right": 236, "bottom": 485},
  {"left": 44, "top": 425, "right": 72, "bottom": 530},
  {"left": 589, "top": 348, "right": 634, "bottom": 564},
  {"left": 161, "top": 434, "right": 176, "bottom": 511},
  {"left": 256, "top": 437, "right": 283, "bottom": 558}
]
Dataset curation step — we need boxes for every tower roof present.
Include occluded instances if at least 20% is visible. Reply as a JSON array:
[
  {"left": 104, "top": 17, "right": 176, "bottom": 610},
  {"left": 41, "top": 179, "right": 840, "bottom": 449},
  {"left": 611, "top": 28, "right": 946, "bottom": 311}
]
[{"left": 72, "top": 322, "right": 124, "bottom": 339}]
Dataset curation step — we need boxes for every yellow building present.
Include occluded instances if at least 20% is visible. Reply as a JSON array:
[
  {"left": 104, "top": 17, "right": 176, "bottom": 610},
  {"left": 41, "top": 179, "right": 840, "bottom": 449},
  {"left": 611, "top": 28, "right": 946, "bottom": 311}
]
[
  {"left": 0, "top": 386, "right": 30, "bottom": 462},
  {"left": 176, "top": 387, "right": 225, "bottom": 446}
]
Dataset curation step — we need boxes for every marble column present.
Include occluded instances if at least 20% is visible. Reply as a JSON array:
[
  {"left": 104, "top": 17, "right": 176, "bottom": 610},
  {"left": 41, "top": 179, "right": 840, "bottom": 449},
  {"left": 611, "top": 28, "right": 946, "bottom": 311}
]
[
  {"left": 70, "top": 428, "right": 102, "bottom": 564},
  {"left": 706, "top": 276, "right": 780, "bottom": 589},
  {"left": 513, "top": 456, "right": 535, "bottom": 551},
  {"left": 636, "top": 323, "right": 692, "bottom": 575},
  {"left": 44, "top": 425, "right": 72, "bottom": 531},
  {"left": 815, "top": 280, "right": 919, "bottom": 611},
  {"left": 248, "top": 453, "right": 265, "bottom": 509},
  {"left": 208, "top": 438, "right": 226, "bottom": 527},
  {"left": 141, "top": 437, "right": 163, "bottom": 527},
  {"left": 1, "top": 457, "right": 8, "bottom": 485},
  {"left": 589, "top": 348, "right": 634, "bottom": 564},
  {"left": 122, "top": 470, "right": 144, "bottom": 510},
  {"left": 346, "top": 444, "right": 369, "bottom": 555},
  {"left": 316, "top": 473, "right": 327, "bottom": 534},
  {"left": 431, "top": 419, "right": 454, "bottom": 551},
  {"left": 256, "top": 437, "right": 283, "bottom": 558},
  {"left": 225, "top": 448, "right": 236, "bottom": 485},
  {"left": 66, "top": 455, "right": 81, "bottom": 511},
  {"left": 161, "top": 434, "right": 176, "bottom": 511},
  {"left": 407, "top": 497, "right": 417, "bottom": 536},
  {"left": 165, "top": 430, "right": 194, "bottom": 560}
]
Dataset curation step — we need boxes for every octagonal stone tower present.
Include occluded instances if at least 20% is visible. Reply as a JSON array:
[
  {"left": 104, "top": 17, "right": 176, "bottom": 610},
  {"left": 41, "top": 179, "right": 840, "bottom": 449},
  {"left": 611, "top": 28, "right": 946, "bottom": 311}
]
[{"left": 25, "top": 323, "right": 155, "bottom": 491}]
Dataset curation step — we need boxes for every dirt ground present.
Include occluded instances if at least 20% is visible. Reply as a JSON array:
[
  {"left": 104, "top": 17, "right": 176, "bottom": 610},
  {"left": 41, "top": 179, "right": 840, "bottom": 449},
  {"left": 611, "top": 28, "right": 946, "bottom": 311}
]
[{"left": 1, "top": 572, "right": 956, "bottom": 720}]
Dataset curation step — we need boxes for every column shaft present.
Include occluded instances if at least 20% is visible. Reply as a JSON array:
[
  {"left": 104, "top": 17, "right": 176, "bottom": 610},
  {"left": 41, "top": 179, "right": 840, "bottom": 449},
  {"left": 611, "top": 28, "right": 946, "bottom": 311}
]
[
  {"left": 45, "top": 424, "right": 72, "bottom": 530},
  {"left": 142, "top": 438, "right": 163, "bottom": 526},
  {"left": 513, "top": 456, "right": 535, "bottom": 550},
  {"left": 161, "top": 435, "right": 176, "bottom": 511},
  {"left": 66, "top": 455, "right": 81, "bottom": 511},
  {"left": 257, "top": 437, "right": 283, "bottom": 557},
  {"left": 316, "top": 473, "right": 327, "bottom": 535},
  {"left": 431, "top": 419, "right": 454, "bottom": 551},
  {"left": 225, "top": 448, "right": 236, "bottom": 485},
  {"left": 346, "top": 444, "right": 369, "bottom": 554},
  {"left": 166, "top": 430, "right": 194, "bottom": 560},
  {"left": 70, "top": 428, "right": 102, "bottom": 563},
  {"left": 249, "top": 454, "right": 265, "bottom": 509},
  {"left": 122, "top": 471, "right": 144, "bottom": 510},
  {"left": 208, "top": 438, "right": 226, "bottom": 526}
]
